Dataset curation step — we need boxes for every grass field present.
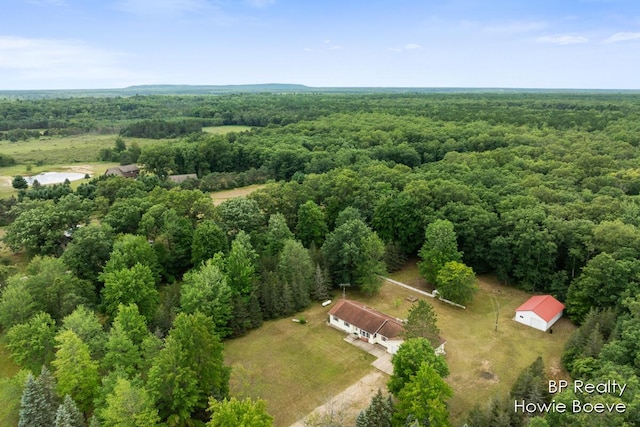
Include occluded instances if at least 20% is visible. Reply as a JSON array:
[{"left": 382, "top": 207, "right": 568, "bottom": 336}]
[
  {"left": 0, "top": 134, "right": 170, "bottom": 165},
  {"left": 224, "top": 261, "right": 574, "bottom": 426},
  {"left": 210, "top": 183, "right": 269, "bottom": 205},
  {"left": 383, "top": 261, "right": 575, "bottom": 422},
  {"left": 224, "top": 302, "right": 376, "bottom": 426},
  {"left": 202, "top": 125, "right": 252, "bottom": 134}
]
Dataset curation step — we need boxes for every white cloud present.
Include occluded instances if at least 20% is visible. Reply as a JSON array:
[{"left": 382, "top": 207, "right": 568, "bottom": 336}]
[
  {"left": 537, "top": 35, "right": 589, "bottom": 45},
  {"left": 603, "top": 32, "right": 640, "bottom": 43},
  {"left": 244, "top": 0, "right": 275, "bottom": 8},
  {"left": 113, "top": 0, "right": 211, "bottom": 16},
  {"left": 0, "top": 36, "right": 138, "bottom": 86}
]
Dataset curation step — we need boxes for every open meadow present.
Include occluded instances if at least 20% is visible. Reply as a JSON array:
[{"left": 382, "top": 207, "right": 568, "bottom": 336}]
[{"left": 224, "top": 260, "right": 574, "bottom": 426}]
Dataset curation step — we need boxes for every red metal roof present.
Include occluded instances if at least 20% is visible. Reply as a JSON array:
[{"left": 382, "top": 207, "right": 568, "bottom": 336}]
[
  {"left": 328, "top": 299, "right": 404, "bottom": 339},
  {"left": 515, "top": 295, "right": 565, "bottom": 322}
]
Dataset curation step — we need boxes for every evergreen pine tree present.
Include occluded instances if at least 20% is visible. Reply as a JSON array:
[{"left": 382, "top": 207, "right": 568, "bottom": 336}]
[
  {"left": 19, "top": 374, "right": 48, "bottom": 427},
  {"left": 19, "top": 368, "right": 60, "bottom": 426},
  {"left": 54, "top": 394, "right": 86, "bottom": 427},
  {"left": 311, "top": 263, "right": 330, "bottom": 301},
  {"left": 356, "top": 389, "right": 393, "bottom": 427}
]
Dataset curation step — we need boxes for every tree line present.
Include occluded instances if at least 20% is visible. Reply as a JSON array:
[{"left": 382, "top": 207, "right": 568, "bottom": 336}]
[{"left": 2, "top": 91, "right": 640, "bottom": 424}]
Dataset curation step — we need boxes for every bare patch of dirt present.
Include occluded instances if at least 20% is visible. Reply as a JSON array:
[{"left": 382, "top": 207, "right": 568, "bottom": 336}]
[
  {"left": 63, "top": 164, "right": 96, "bottom": 175},
  {"left": 479, "top": 360, "right": 499, "bottom": 384},
  {"left": 289, "top": 371, "right": 388, "bottom": 427}
]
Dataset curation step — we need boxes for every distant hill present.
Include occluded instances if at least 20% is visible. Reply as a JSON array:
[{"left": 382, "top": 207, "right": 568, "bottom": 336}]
[{"left": 0, "top": 84, "right": 637, "bottom": 99}]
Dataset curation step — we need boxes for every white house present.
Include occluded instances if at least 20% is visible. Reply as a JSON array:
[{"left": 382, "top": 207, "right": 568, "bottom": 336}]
[
  {"left": 514, "top": 295, "right": 565, "bottom": 332},
  {"left": 327, "top": 299, "right": 446, "bottom": 355}
]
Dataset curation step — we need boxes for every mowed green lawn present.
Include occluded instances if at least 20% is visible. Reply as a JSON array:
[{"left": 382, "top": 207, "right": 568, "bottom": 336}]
[
  {"left": 380, "top": 262, "right": 575, "bottom": 423},
  {"left": 224, "top": 264, "right": 574, "bottom": 426},
  {"left": 223, "top": 302, "right": 376, "bottom": 426}
]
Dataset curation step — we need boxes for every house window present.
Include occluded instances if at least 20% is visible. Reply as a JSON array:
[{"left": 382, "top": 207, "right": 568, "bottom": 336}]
[
  {"left": 360, "top": 330, "right": 370, "bottom": 338},
  {"left": 519, "top": 315, "right": 524, "bottom": 319},
  {"left": 332, "top": 316, "right": 339, "bottom": 322},
  {"left": 344, "top": 321, "right": 350, "bottom": 327},
  {"left": 382, "top": 337, "right": 387, "bottom": 342}
]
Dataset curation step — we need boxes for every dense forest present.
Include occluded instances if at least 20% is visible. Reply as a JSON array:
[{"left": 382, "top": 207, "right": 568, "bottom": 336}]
[{"left": 1, "top": 92, "right": 640, "bottom": 426}]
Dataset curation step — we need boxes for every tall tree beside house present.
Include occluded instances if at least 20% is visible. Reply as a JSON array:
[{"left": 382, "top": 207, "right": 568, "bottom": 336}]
[
  {"left": 403, "top": 300, "right": 441, "bottom": 348},
  {"left": 311, "top": 263, "right": 330, "bottom": 301},
  {"left": 102, "top": 234, "right": 161, "bottom": 284},
  {"left": 277, "top": 239, "right": 313, "bottom": 311},
  {"left": 393, "top": 363, "right": 453, "bottom": 427},
  {"left": 322, "top": 218, "right": 386, "bottom": 295},
  {"left": 388, "top": 338, "right": 449, "bottom": 396},
  {"left": 418, "top": 219, "right": 462, "bottom": 285}
]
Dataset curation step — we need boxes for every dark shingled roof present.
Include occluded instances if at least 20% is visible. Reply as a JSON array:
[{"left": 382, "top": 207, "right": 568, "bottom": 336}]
[
  {"left": 117, "top": 164, "right": 140, "bottom": 173},
  {"left": 168, "top": 173, "right": 198, "bottom": 183},
  {"left": 329, "top": 299, "right": 404, "bottom": 339}
]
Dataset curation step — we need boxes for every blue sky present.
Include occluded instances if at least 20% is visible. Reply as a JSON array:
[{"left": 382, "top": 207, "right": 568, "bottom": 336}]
[{"left": 1, "top": 0, "right": 639, "bottom": 89}]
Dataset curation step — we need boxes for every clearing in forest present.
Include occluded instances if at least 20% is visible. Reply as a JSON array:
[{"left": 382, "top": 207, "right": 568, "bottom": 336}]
[
  {"left": 210, "top": 183, "right": 268, "bottom": 205},
  {"left": 225, "top": 260, "right": 575, "bottom": 426}
]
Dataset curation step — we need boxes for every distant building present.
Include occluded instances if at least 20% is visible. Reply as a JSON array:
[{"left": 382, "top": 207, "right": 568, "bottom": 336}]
[
  {"left": 104, "top": 164, "right": 140, "bottom": 178},
  {"left": 168, "top": 173, "right": 198, "bottom": 183},
  {"left": 328, "top": 299, "right": 446, "bottom": 355},
  {"left": 515, "top": 295, "right": 565, "bottom": 332}
]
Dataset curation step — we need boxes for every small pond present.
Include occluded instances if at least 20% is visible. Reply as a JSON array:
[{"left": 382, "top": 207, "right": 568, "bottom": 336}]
[{"left": 26, "top": 172, "right": 88, "bottom": 185}]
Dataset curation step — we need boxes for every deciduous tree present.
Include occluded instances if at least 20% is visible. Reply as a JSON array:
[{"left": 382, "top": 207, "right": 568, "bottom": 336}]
[
  {"left": 52, "top": 330, "right": 100, "bottom": 413},
  {"left": 207, "top": 397, "right": 273, "bottom": 427},
  {"left": 435, "top": 261, "right": 478, "bottom": 305},
  {"left": 101, "top": 263, "right": 159, "bottom": 322},
  {"left": 418, "top": 219, "right": 462, "bottom": 285},
  {"left": 388, "top": 338, "right": 449, "bottom": 396}
]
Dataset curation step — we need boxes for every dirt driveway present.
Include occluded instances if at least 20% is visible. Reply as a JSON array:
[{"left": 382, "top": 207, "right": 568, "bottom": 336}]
[{"left": 288, "top": 370, "right": 389, "bottom": 427}]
